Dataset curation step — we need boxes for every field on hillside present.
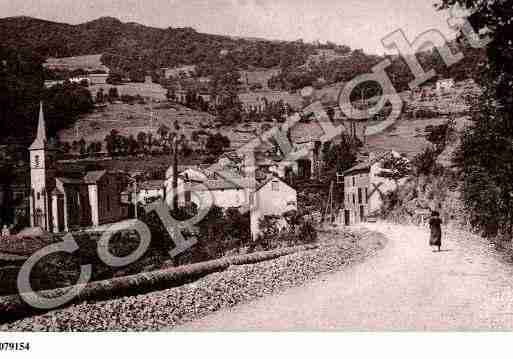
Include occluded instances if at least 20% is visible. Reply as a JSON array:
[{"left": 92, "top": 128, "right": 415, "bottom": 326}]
[
  {"left": 58, "top": 102, "right": 216, "bottom": 144},
  {"left": 57, "top": 101, "right": 268, "bottom": 151},
  {"left": 365, "top": 81, "right": 480, "bottom": 158},
  {"left": 239, "top": 68, "right": 281, "bottom": 89},
  {"left": 239, "top": 90, "right": 303, "bottom": 110},
  {"left": 89, "top": 82, "right": 168, "bottom": 101},
  {"left": 44, "top": 54, "right": 108, "bottom": 72},
  {"left": 365, "top": 117, "right": 461, "bottom": 158}
]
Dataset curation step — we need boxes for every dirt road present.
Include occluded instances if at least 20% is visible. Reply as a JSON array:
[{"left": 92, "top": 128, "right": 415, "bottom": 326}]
[{"left": 178, "top": 223, "right": 513, "bottom": 330}]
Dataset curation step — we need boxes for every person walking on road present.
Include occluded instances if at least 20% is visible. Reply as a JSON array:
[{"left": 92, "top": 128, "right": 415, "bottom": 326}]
[{"left": 429, "top": 211, "right": 442, "bottom": 252}]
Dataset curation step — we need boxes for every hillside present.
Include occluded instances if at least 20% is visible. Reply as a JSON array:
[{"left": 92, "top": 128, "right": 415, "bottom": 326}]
[
  {"left": 364, "top": 80, "right": 480, "bottom": 158},
  {"left": 0, "top": 16, "right": 315, "bottom": 76}
]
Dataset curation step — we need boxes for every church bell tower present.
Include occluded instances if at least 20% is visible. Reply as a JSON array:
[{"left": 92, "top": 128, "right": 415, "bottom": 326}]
[{"left": 29, "top": 102, "right": 56, "bottom": 230}]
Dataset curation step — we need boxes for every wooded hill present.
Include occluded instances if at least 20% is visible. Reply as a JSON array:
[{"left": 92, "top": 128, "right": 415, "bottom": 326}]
[{"left": 0, "top": 16, "right": 315, "bottom": 77}]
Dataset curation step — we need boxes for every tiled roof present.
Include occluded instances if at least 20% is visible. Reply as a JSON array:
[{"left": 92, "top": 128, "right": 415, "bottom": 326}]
[
  {"left": 187, "top": 172, "right": 256, "bottom": 191},
  {"left": 57, "top": 170, "right": 122, "bottom": 185},
  {"left": 343, "top": 151, "right": 393, "bottom": 175},
  {"left": 139, "top": 180, "right": 165, "bottom": 190},
  {"left": 56, "top": 177, "right": 84, "bottom": 185},
  {"left": 83, "top": 170, "right": 107, "bottom": 184},
  {"left": 289, "top": 121, "right": 325, "bottom": 144},
  {"left": 255, "top": 175, "right": 295, "bottom": 192}
]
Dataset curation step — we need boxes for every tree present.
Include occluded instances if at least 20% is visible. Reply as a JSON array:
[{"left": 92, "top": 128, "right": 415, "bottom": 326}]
[
  {"left": 425, "top": 121, "right": 454, "bottom": 153},
  {"left": 95, "top": 88, "right": 105, "bottom": 103},
  {"left": 78, "top": 138, "right": 87, "bottom": 156},
  {"left": 105, "top": 133, "right": 115, "bottom": 156},
  {"left": 377, "top": 155, "right": 411, "bottom": 185},
  {"left": 166, "top": 88, "right": 176, "bottom": 101},
  {"left": 322, "top": 133, "right": 361, "bottom": 174},
  {"left": 106, "top": 72, "right": 122, "bottom": 85},
  {"left": 71, "top": 140, "right": 79, "bottom": 153},
  {"left": 157, "top": 124, "right": 170, "bottom": 143},
  {"left": 206, "top": 133, "right": 230, "bottom": 156},
  {"left": 61, "top": 141, "right": 71, "bottom": 154},
  {"left": 436, "top": 0, "right": 513, "bottom": 236},
  {"left": 128, "top": 135, "right": 139, "bottom": 155},
  {"left": 136, "top": 131, "right": 147, "bottom": 154},
  {"left": 413, "top": 147, "right": 439, "bottom": 177},
  {"left": 108, "top": 87, "right": 119, "bottom": 101}
]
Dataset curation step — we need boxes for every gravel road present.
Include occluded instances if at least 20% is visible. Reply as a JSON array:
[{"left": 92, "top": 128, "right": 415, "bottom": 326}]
[
  {"left": 1, "top": 229, "right": 384, "bottom": 331},
  {"left": 178, "top": 223, "right": 513, "bottom": 330}
]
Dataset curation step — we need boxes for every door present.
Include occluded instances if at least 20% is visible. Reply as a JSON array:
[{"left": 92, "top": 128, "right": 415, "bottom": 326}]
[{"left": 344, "top": 210, "right": 350, "bottom": 226}]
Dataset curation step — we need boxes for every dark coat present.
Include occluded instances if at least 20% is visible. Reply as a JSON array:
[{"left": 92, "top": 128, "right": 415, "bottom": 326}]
[{"left": 429, "top": 217, "right": 442, "bottom": 246}]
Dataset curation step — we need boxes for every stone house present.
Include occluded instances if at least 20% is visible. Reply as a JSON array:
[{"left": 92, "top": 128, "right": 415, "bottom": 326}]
[
  {"left": 342, "top": 151, "right": 403, "bottom": 225},
  {"left": 250, "top": 176, "right": 297, "bottom": 240}
]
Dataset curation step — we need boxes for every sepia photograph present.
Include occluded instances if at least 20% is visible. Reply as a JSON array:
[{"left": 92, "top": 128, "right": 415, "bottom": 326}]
[{"left": 0, "top": 0, "right": 512, "bottom": 355}]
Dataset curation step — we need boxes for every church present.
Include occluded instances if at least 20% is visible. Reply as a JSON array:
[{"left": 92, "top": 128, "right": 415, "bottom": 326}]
[{"left": 29, "top": 103, "right": 130, "bottom": 233}]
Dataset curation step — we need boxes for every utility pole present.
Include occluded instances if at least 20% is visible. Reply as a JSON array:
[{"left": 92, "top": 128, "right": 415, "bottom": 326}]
[
  {"left": 323, "top": 180, "right": 335, "bottom": 227},
  {"left": 172, "top": 135, "right": 179, "bottom": 211},
  {"left": 132, "top": 180, "right": 138, "bottom": 220}
]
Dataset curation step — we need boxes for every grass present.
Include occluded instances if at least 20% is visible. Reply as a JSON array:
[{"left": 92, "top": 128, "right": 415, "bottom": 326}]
[
  {"left": 44, "top": 54, "right": 108, "bottom": 72},
  {"left": 58, "top": 102, "right": 216, "bottom": 144},
  {"left": 57, "top": 99, "right": 278, "bottom": 154},
  {"left": 88, "top": 82, "right": 168, "bottom": 101},
  {"left": 239, "top": 90, "right": 302, "bottom": 110}
]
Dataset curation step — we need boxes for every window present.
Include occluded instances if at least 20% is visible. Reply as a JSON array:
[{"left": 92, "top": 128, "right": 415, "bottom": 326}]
[
  {"left": 365, "top": 188, "right": 368, "bottom": 204},
  {"left": 34, "top": 155, "right": 40, "bottom": 168},
  {"left": 336, "top": 173, "right": 344, "bottom": 184},
  {"left": 106, "top": 195, "right": 111, "bottom": 212},
  {"left": 37, "top": 192, "right": 40, "bottom": 200},
  {"left": 352, "top": 176, "right": 355, "bottom": 187},
  {"left": 271, "top": 181, "right": 279, "bottom": 191},
  {"left": 352, "top": 194, "right": 356, "bottom": 205},
  {"left": 358, "top": 188, "right": 362, "bottom": 204}
]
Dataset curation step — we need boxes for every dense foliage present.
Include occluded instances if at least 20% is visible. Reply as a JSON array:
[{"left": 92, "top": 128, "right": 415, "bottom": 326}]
[
  {"left": 0, "top": 16, "right": 313, "bottom": 79},
  {"left": 437, "top": 0, "right": 513, "bottom": 236},
  {"left": 0, "top": 46, "right": 94, "bottom": 143}
]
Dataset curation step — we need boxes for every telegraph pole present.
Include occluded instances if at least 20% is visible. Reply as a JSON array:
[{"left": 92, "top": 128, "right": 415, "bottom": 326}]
[
  {"left": 133, "top": 180, "right": 138, "bottom": 220},
  {"left": 172, "top": 136, "right": 179, "bottom": 211}
]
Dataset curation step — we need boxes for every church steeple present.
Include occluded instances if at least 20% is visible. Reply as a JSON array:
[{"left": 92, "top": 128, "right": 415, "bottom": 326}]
[{"left": 29, "top": 102, "right": 47, "bottom": 150}]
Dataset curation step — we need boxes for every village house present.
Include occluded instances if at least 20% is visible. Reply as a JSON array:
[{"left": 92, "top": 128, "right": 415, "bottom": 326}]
[
  {"left": 342, "top": 151, "right": 403, "bottom": 225},
  {"left": 122, "top": 180, "right": 166, "bottom": 205},
  {"left": 164, "top": 160, "right": 297, "bottom": 240},
  {"left": 239, "top": 68, "right": 281, "bottom": 90},
  {"left": 436, "top": 78, "right": 455, "bottom": 93},
  {"left": 162, "top": 65, "right": 197, "bottom": 79},
  {"left": 88, "top": 73, "right": 109, "bottom": 85},
  {"left": 28, "top": 103, "right": 130, "bottom": 233},
  {"left": 173, "top": 81, "right": 213, "bottom": 106},
  {"left": 250, "top": 176, "right": 297, "bottom": 240},
  {"left": 164, "top": 165, "right": 253, "bottom": 211},
  {"left": 0, "top": 166, "right": 30, "bottom": 229},
  {"left": 288, "top": 121, "right": 325, "bottom": 179}
]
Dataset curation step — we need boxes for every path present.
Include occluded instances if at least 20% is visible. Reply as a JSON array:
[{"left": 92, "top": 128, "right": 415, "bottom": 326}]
[{"left": 178, "top": 223, "right": 513, "bottom": 330}]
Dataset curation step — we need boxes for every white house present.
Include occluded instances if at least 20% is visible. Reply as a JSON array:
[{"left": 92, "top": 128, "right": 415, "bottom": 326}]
[
  {"left": 164, "top": 166, "right": 253, "bottom": 211},
  {"left": 250, "top": 176, "right": 297, "bottom": 239},
  {"left": 342, "top": 151, "right": 405, "bottom": 225},
  {"left": 164, "top": 163, "right": 297, "bottom": 240},
  {"left": 436, "top": 78, "right": 455, "bottom": 93},
  {"left": 130, "top": 180, "right": 166, "bottom": 205}
]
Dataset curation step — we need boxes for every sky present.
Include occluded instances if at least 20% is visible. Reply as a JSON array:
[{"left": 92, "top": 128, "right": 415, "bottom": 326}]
[{"left": 0, "top": 0, "right": 458, "bottom": 55}]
